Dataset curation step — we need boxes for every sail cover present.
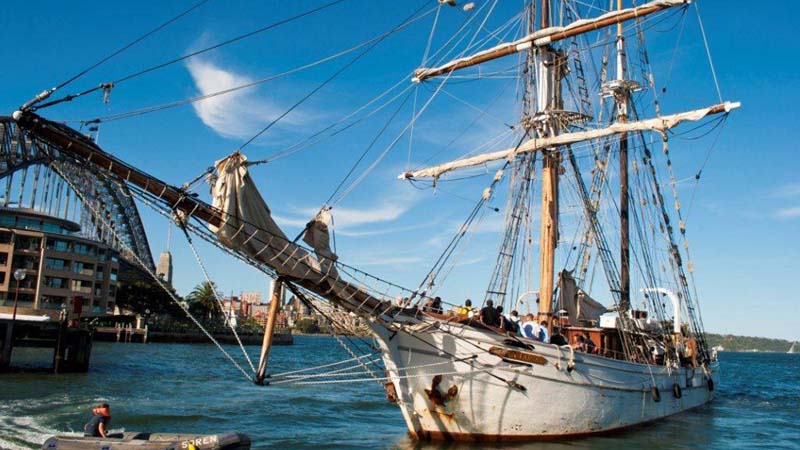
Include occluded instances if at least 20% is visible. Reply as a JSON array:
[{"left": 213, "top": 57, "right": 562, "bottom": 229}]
[
  {"left": 558, "top": 271, "right": 608, "bottom": 325},
  {"left": 209, "top": 152, "right": 338, "bottom": 281}
]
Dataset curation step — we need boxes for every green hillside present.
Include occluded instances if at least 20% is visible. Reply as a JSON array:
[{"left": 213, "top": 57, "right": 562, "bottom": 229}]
[{"left": 706, "top": 333, "right": 795, "bottom": 353}]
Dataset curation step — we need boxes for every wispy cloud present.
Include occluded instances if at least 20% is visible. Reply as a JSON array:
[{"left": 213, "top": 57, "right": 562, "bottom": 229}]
[
  {"left": 273, "top": 187, "right": 423, "bottom": 236},
  {"left": 299, "top": 202, "right": 409, "bottom": 228},
  {"left": 185, "top": 57, "right": 306, "bottom": 140},
  {"left": 776, "top": 207, "right": 800, "bottom": 219},
  {"left": 769, "top": 182, "right": 800, "bottom": 199},
  {"left": 347, "top": 255, "right": 424, "bottom": 267},
  {"left": 335, "top": 222, "right": 435, "bottom": 238}
]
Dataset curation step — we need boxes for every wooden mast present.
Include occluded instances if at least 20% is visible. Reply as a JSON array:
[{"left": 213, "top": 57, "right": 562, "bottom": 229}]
[
  {"left": 616, "top": 0, "right": 631, "bottom": 310},
  {"left": 537, "top": 0, "right": 558, "bottom": 326}
]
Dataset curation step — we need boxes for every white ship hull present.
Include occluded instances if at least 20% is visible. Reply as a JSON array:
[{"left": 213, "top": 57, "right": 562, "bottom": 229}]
[{"left": 372, "top": 321, "right": 717, "bottom": 441}]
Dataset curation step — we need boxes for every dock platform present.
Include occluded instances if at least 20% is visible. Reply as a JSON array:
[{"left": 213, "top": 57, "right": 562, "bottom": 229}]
[{"left": 0, "top": 313, "right": 93, "bottom": 373}]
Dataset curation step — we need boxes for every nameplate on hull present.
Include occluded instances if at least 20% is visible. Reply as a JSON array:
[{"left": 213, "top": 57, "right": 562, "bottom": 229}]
[{"left": 489, "top": 347, "right": 547, "bottom": 365}]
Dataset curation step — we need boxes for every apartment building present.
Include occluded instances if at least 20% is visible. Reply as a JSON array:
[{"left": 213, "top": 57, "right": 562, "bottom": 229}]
[{"left": 0, "top": 208, "right": 120, "bottom": 317}]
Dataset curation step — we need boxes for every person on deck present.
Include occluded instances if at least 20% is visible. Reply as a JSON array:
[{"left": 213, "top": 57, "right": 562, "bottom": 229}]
[
  {"left": 520, "top": 314, "right": 539, "bottom": 339},
  {"left": 83, "top": 403, "right": 111, "bottom": 438},
  {"left": 575, "top": 335, "right": 587, "bottom": 352},
  {"left": 583, "top": 332, "right": 597, "bottom": 354},
  {"left": 423, "top": 297, "right": 444, "bottom": 315},
  {"left": 502, "top": 309, "right": 519, "bottom": 333},
  {"left": 456, "top": 299, "right": 474, "bottom": 317},
  {"left": 537, "top": 321, "right": 550, "bottom": 343},
  {"left": 480, "top": 300, "right": 501, "bottom": 327},
  {"left": 550, "top": 327, "right": 568, "bottom": 346},
  {"left": 496, "top": 305, "right": 506, "bottom": 329}
]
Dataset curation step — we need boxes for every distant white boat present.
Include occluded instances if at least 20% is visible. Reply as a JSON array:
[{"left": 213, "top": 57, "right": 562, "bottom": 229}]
[
  {"left": 789, "top": 342, "right": 796, "bottom": 354},
  {"left": 712, "top": 345, "right": 725, "bottom": 352}
]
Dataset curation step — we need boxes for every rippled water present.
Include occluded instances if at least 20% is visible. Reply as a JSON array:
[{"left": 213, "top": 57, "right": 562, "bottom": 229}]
[{"left": 0, "top": 336, "right": 797, "bottom": 450}]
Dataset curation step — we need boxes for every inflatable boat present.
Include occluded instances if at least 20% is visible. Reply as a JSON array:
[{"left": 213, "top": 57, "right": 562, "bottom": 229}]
[{"left": 42, "top": 432, "right": 250, "bottom": 449}]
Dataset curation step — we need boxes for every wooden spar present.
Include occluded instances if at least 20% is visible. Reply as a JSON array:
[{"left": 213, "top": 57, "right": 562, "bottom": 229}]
[
  {"left": 12, "top": 111, "right": 223, "bottom": 228},
  {"left": 255, "top": 280, "right": 283, "bottom": 385},
  {"left": 13, "top": 111, "right": 389, "bottom": 318},
  {"left": 413, "top": 0, "right": 688, "bottom": 82},
  {"left": 399, "top": 102, "right": 740, "bottom": 180}
]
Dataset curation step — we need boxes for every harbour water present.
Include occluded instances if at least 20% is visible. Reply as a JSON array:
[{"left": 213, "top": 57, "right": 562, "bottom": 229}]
[{"left": 0, "top": 336, "right": 797, "bottom": 449}]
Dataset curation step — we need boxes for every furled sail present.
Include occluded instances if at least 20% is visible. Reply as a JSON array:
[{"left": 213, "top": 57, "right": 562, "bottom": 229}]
[
  {"left": 302, "top": 208, "right": 339, "bottom": 278},
  {"left": 209, "top": 152, "right": 327, "bottom": 281},
  {"left": 208, "top": 152, "right": 384, "bottom": 316},
  {"left": 558, "top": 271, "right": 608, "bottom": 326},
  {"left": 400, "top": 102, "right": 739, "bottom": 180}
]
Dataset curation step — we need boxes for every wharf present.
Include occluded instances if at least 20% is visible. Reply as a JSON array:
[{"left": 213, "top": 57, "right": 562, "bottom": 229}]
[
  {"left": 0, "top": 313, "right": 93, "bottom": 373},
  {"left": 95, "top": 324, "right": 149, "bottom": 343}
]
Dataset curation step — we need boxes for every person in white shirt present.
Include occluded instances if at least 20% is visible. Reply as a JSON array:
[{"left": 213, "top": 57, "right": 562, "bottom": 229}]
[
  {"left": 520, "top": 314, "right": 539, "bottom": 339},
  {"left": 537, "top": 321, "right": 550, "bottom": 343}
]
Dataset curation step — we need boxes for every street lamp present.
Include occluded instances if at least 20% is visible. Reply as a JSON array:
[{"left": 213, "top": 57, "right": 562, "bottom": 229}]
[{"left": 11, "top": 268, "right": 27, "bottom": 323}]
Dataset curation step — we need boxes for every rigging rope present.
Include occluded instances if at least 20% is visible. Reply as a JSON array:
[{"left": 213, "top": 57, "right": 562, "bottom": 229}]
[
  {"left": 49, "top": 163, "right": 254, "bottom": 382},
  {"left": 34, "top": 0, "right": 348, "bottom": 111},
  {"left": 179, "top": 224, "right": 257, "bottom": 374},
  {"left": 236, "top": 0, "right": 435, "bottom": 152},
  {"left": 25, "top": 0, "right": 211, "bottom": 110},
  {"left": 324, "top": 90, "right": 413, "bottom": 206},
  {"left": 693, "top": 1, "right": 723, "bottom": 103}
]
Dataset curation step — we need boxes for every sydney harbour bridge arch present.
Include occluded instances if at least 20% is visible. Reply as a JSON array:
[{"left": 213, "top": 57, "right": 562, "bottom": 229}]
[{"left": 0, "top": 116, "right": 155, "bottom": 271}]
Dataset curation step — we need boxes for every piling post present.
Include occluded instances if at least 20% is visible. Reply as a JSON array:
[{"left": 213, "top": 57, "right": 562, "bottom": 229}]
[
  {"left": 53, "top": 310, "right": 67, "bottom": 374},
  {"left": 1, "top": 322, "right": 13, "bottom": 371}
]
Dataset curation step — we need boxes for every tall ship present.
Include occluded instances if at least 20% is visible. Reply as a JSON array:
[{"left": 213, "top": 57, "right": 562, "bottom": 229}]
[{"left": 6, "top": 0, "right": 735, "bottom": 441}]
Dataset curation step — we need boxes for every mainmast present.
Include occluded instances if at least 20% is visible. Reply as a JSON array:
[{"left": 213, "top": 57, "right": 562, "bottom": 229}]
[{"left": 534, "top": 0, "right": 561, "bottom": 325}]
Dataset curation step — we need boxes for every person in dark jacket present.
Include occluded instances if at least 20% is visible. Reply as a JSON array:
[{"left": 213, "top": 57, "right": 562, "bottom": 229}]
[
  {"left": 550, "top": 327, "right": 569, "bottom": 346},
  {"left": 480, "top": 300, "right": 501, "bottom": 327},
  {"left": 84, "top": 403, "right": 111, "bottom": 437}
]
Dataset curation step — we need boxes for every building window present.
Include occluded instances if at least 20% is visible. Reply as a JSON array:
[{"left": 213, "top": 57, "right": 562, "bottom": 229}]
[
  {"left": 0, "top": 252, "right": 7, "bottom": 266},
  {"left": 72, "top": 243, "right": 96, "bottom": 256},
  {"left": 44, "top": 276, "right": 67, "bottom": 289},
  {"left": 46, "top": 239, "right": 70, "bottom": 252},
  {"left": 110, "top": 270, "right": 118, "bottom": 282},
  {"left": 45, "top": 257, "right": 69, "bottom": 271},
  {"left": 15, "top": 236, "right": 40, "bottom": 251},
  {"left": 17, "top": 218, "right": 42, "bottom": 231},
  {"left": 0, "top": 231, "right": 12, "bottom": 244},
  {"left": 72, "top": 261, "right": 94, "bottom": 276},
  {"left": 40, "top": 295, "right": 66, "bottom": 310},
  {"left": 70, "top": 279, "right": 93, "bottom": 294},
  {"left": 12, "top": 255, "right": 39, "bottom": 270}
]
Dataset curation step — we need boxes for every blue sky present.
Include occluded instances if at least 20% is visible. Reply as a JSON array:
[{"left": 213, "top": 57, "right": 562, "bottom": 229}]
[{"left": 1, "top": 1, "right": 797, "bottom": 340}]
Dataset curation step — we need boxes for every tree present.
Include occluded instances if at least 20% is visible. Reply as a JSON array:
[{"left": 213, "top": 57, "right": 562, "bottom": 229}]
[
  {"left": 294, "top": 318, "right": 321, "bottom": 334},
  {"left": 116, "top": 280, "right": 184, "bottom": 318},
  {"left": 187, "top": 281, "right": 222, "bottom": 323}
]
